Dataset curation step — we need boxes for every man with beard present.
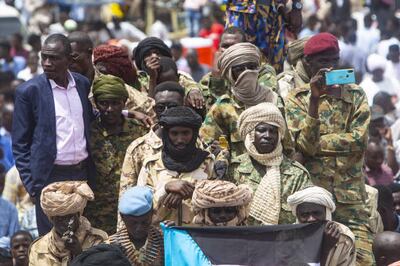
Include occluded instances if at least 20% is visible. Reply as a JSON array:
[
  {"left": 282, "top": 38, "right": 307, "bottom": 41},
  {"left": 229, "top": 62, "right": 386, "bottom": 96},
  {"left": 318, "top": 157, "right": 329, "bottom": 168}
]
[{"left": 137, "top": 106, "right": 214, "bottom": 225}]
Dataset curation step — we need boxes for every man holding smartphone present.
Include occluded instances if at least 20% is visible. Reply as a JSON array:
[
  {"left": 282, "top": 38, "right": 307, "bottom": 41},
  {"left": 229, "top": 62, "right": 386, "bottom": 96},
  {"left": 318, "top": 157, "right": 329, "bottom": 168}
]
[{"left": 285, "top": 33, "right": 373, "bottom": 266}]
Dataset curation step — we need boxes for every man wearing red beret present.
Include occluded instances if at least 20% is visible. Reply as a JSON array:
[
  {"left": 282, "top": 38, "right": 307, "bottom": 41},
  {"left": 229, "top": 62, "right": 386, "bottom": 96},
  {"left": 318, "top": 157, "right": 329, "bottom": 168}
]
[{"left": 286, "top": 32, "right": 374, "bottom": 265}]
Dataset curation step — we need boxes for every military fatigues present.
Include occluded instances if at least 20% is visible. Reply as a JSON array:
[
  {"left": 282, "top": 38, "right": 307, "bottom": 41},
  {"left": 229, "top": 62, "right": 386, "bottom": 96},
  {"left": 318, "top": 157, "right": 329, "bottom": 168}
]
[
  {"left": 137, "top": 152, "right": 215, "bottom": 225},
  {"left": 285, "top": 84, "right": 374, "bottom": 265},
  {"left": 28, "top": 217, "right": 108, "bottom": 266},
  {"left": 120, "top": 128, "right": 162, "bottom": 196},
  {"left": 230, "top": 154, "right": 312, "bottom": 224},
  {"left": 200, "top": 92, "right": 294, "bottom": 164},
  {"left": 85, "top": 117, "right": 147, "bottom": 235},
  {"left": 199, "top": 63, "right": 278, "bottom": 111},
  {"left": 138, "top": 70, "right": 201, "bottom": 95},
  {"left": 277, "top": 70, "right": 307, "bottom": 100}
]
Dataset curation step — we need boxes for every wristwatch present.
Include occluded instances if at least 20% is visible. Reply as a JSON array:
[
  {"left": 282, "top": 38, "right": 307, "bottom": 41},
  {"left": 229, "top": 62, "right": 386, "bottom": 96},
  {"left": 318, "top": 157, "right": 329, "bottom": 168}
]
[{"left": 292, "top": 1, "right": 303, "bottom": 10}]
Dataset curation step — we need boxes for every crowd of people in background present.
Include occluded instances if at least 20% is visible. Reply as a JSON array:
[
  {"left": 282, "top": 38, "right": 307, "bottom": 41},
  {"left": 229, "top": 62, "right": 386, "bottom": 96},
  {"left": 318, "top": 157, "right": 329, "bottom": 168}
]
[{"left": 1, "top": 0, "right": 400, "bottom": 265}]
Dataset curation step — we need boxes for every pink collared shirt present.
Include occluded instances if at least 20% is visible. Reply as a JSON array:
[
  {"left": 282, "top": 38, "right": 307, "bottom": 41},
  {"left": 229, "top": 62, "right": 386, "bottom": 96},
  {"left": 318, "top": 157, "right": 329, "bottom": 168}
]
[{"left": 49, "top": 71, "right": 88, "bottom": 165}]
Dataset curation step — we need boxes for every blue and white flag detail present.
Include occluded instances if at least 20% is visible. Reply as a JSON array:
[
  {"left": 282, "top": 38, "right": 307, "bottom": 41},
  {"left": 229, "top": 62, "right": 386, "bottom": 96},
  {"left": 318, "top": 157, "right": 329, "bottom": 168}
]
[{"left": 162, "top": 222, "right": 326, "bottom": 266}]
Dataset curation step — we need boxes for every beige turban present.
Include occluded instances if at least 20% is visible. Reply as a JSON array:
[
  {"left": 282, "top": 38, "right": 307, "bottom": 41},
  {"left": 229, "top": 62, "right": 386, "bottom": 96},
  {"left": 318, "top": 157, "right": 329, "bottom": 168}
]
[
  {"left": 41, "top": 181, "right": 94, "bottom": 217},
  {"left": 287, "top": 186, "right": 336, "bottom": 221},
  {"left": 218, "top": 42, "right": 262, "bottom": 84},
  {"left": 287, "top": 36, "right": 311, "bottom": 66},
  {"left": 192, "top": 180, "right": 253, "bottom": 226},
  {"left": 238, "top": 103, "right": 286, "bottom": 225}
]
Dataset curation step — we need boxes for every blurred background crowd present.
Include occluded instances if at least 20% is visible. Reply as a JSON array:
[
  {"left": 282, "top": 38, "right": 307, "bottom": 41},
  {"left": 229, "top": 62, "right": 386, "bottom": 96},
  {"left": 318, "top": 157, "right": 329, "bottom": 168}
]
[{"left": 1, "top": 0, "right": 400, "bottom": 265}]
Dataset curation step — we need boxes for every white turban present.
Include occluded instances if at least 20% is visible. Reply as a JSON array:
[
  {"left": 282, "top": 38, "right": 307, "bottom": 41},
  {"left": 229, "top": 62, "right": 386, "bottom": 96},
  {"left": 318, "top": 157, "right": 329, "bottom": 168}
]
[
  {"left": 367, "top": 53, "right": 387, "bottom": 72},
  {"left": 287, "top": 186, "right": 336, "bottom": 221}
]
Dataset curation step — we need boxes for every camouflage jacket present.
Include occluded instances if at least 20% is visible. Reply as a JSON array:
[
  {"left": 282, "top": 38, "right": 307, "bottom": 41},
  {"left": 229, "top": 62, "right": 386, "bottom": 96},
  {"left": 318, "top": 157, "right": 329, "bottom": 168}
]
[
  {"left": 285, "top": 84, "right": 370, "bottom": 204},
  {"left": 200, "top": 92, "right": 294, "bottom": 161},
  {"left": 120, "top": 128, "right": 163, "bottom": 197},
  {"left": 86, "top": 117, "right": 147, "bottom": 235},
  {"left": 137, "top": 152, "right": 215, "bottom": 225},
  {"left": 230, "top": 153, "right": 312, "bottom": 224},
  {"left": 199, "top": 63, "right": 278, "bottom": 111},
  {"left": 138, "top": 70, "right": 200, "bottom": 95}
]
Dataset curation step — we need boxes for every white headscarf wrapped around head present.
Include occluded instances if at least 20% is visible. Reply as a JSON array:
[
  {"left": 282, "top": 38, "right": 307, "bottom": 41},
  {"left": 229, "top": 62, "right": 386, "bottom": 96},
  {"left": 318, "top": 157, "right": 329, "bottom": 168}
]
[{"left": 287, "top": 186, "right": 336, "bottom": 221}]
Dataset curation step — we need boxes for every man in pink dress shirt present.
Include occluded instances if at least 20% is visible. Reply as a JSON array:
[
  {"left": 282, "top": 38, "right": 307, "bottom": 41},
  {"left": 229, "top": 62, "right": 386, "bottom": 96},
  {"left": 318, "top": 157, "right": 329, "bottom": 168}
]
[{"left": 12, "top": 34, "right": 95, "bottom": 236}]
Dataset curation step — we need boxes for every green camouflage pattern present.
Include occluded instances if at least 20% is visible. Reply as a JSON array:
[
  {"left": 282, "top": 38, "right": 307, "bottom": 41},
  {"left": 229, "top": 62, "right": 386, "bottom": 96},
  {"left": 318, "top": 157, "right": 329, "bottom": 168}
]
[
  {"left": 230, "top": 153, "right": 312, "bottom": 224},
  {"left": 199, "top": 63, "right": 278, "bottom": 111},
  {"left": 285, "top": 84, "right": 373, "bottom": 265},
  {"left": 334, "top": 203, "right": 375, "bottom": 266},
  {"left": 85, "top": 117, "right": 147, "bottom": 235},
  {"left": 285, "top": 84, "right": 370, "bottom": 204},
  {"left": 200, "top": 91, "right": 294, "bottom": 163},
  {"left": 200, "top": 94, "right": 246, "bottom": 159}
]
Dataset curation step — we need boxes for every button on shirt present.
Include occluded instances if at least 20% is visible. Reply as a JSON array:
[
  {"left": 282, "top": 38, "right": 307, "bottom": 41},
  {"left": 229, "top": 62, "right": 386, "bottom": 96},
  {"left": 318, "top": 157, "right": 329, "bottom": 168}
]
[{"left": 50, "top": 71, "right": 88, "bottom": 165}]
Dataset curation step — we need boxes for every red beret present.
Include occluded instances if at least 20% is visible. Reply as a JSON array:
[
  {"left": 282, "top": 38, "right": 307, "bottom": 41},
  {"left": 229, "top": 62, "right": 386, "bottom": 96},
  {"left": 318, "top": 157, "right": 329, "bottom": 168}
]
[{"left": 304, "top": 32, "right": 340, "bottom": 56}]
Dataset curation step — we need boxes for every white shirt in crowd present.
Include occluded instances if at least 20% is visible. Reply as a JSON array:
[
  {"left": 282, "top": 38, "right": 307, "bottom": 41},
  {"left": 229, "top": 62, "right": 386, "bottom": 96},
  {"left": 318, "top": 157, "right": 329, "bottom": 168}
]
[
  {"left": 360, "top": 74, "right": 400, "bottom": 106},
  {"left": 49, "top": 71, "right": 88, "bottom": 165}
]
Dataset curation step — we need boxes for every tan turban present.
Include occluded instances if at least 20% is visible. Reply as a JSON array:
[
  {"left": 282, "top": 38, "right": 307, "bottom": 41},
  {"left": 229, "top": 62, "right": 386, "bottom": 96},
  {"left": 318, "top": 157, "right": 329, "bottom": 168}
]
[
  {"left": 218, "top": 42, "right": 277, "bottom": 107},
  {"left": 287, "top": 36, "right": 311, "bottom": 66},
  {"left": 41, "top": 181, "right": 94, "bottom": 217},
  {"left": 238, "top": 103, "right": 286, "bottom": 225},
  {"left": 218, "top": 42, "right": 261, "bottom": 85},
  {"left": 192, "top": 180, "right": 253, "bottom": 226},
  {"left": 287, "top": 186, "right": 336, "bottom": 221}
]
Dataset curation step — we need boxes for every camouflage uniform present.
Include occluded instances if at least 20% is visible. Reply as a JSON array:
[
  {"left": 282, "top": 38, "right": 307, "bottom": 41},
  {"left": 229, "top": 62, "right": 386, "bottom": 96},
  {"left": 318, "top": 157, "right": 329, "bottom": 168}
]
[
  {"left": 277, "top": 70, "right": 308, "bottom": 101},
  {"left": 120, "top": 128, "right": 163, "bottom": 196},
  {"left": 118, "top": 128, "right": 205, "bottom": 230},
  {"left": 200, "top": 92, "right": 294, "bottom": 163},
  {"left": 85, "top": 117, "right": 147, "bottom": 235},
  {"left": 138, "top": 70, "right": 200, "bottom": 95},
  {"left": 230, "top": 153, "right": 312, "bottom": 224},
  {"left": 285, "top": 84, "right": 374, "bottom": 266},
  {"left": 137, "top": 152, "right": 215, "bottom": 225},
  {"left": 199, "top": 63, "right": 278, "bottom": 111}
]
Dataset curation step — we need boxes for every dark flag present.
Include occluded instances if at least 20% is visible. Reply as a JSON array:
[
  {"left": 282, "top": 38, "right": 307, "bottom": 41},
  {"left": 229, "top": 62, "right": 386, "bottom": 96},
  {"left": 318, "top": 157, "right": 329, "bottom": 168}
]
[{"left": 162, "top": 222, "right": 326, "bottom": 266}]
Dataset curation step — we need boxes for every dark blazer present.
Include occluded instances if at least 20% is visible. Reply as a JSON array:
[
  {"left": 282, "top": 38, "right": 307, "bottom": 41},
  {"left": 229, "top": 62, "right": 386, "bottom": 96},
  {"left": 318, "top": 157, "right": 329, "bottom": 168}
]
[{"left": 12, "top": 72, "right": 95, "bottom": 197}]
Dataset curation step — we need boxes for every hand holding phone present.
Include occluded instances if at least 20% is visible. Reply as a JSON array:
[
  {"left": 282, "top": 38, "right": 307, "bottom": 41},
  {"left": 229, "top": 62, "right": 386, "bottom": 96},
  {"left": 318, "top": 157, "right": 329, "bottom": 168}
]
[{"left": 325, "top": 69, "right": 355, "bottom": 86}]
